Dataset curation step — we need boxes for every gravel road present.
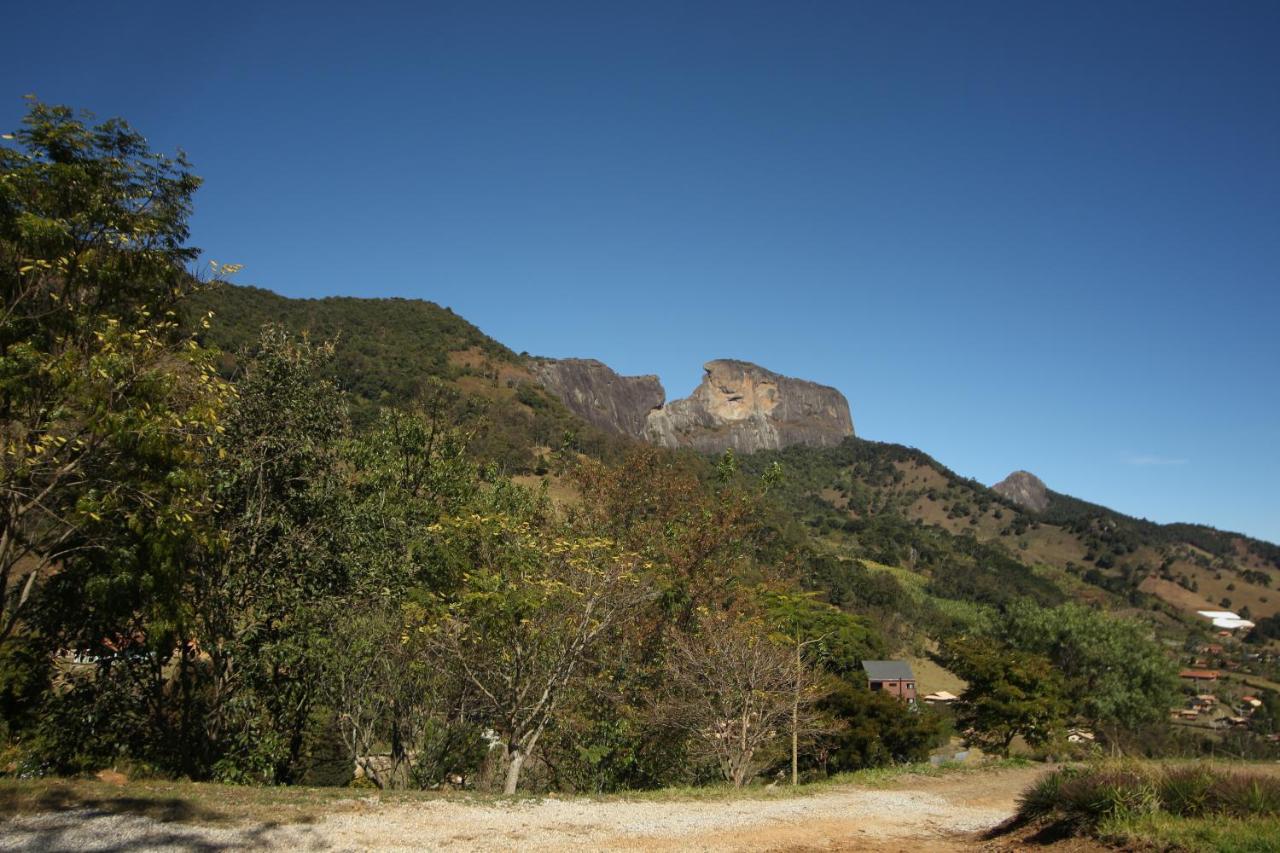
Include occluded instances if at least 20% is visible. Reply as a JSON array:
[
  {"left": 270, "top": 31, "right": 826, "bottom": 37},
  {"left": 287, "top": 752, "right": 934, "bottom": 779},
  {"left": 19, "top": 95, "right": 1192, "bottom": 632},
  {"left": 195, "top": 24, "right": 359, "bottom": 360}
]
[{"left": 0, "top": 766, "right": 1043, "bottom": 852}]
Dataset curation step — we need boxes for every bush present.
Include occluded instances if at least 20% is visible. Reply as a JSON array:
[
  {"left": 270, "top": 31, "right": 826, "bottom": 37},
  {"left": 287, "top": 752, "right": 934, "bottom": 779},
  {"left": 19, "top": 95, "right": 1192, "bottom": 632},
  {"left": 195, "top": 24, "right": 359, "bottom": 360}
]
[
  {"left": 1210, "top": 772, "right": 1280, "bottom": 818},
  {"left": 1056, "top": 766, "right": 1159, "bottom": 827},
  {"left": 1158, "top": 765, "right": 1217, "bottom": 816},
  {"left": 1018, "top": 762, "right": 1280, "bottom": 835},
  {"left": 1017, "top": 765, "right": 1082, "bottom": 820}
]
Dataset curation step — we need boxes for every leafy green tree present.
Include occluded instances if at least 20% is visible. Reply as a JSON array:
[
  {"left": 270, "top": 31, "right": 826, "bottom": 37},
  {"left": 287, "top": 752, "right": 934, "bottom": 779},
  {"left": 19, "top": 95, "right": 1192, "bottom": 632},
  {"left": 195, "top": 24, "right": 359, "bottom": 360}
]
[
  {"left": 191, "top": 327, "right": 348, "bottom": 781},
  {"left": 819, "top": 680, "right": 944, "bottom": 771},
  {"left": 943, "top": 635, "right": 1066, "bottom": 756},
  {"left": 1000, "top": 602, "right": 1179, "bottom": 744},
  {"left": 757, "top": 588, "right": 886, "bottom": 679},
  {"left": 341, "top": 383, "right": 478, "bottom": 597},
  {"left": 0, "top": 98, "right": 230, "bottom": 649},
  {"left": 423, "top": 503, "right": 652, "bottom": 793}
]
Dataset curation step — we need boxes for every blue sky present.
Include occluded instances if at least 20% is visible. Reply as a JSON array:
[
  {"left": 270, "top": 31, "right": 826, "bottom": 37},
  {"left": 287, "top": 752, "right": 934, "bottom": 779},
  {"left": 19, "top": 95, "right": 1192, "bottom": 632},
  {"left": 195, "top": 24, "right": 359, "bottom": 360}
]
[{"left": 5, "top": 1, "right": 1278, "bottom": 543}]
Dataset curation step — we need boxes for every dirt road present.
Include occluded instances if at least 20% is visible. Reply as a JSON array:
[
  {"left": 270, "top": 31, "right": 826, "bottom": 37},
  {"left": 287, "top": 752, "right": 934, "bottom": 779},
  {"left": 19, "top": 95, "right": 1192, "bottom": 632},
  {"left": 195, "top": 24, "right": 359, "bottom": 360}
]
[{"left": 0, "top": 766, "right": 1049, "bottom": 852}]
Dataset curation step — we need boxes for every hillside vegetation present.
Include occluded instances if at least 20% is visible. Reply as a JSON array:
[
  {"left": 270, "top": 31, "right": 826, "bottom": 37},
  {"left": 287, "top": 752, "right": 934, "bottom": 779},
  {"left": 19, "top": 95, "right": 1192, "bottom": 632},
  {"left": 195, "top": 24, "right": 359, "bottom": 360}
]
[{"left": 189, "top": 282, "right": 630, "bottom": 470}]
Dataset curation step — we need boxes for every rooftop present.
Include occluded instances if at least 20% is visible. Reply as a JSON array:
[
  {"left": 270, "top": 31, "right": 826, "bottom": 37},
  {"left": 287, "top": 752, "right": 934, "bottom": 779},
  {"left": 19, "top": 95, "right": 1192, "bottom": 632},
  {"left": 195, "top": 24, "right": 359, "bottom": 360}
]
[{"left": 862, "top": 660, "right": 915, "bottom": 681}]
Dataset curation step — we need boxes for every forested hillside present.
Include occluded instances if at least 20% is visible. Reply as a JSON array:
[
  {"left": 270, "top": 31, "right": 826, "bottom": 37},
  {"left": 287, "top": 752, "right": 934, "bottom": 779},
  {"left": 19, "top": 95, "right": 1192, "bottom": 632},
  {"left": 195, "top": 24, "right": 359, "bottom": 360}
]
[{"left": 189, "top": 283, "right": 630, "bottom": 469}]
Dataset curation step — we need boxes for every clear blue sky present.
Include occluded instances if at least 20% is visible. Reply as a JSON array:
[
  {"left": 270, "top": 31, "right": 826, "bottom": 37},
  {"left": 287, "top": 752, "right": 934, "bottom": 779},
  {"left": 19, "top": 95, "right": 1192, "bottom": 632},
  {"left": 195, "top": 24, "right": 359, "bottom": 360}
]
[{"left": 5, "top": 1, "right": 1278, "bottom": 543}]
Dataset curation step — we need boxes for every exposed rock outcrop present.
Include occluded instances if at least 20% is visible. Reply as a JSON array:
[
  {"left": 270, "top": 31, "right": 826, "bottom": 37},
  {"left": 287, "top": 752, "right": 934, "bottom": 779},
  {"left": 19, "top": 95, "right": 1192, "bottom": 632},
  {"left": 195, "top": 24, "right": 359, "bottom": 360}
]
[
  {"left": 533, "top": 356, "right": 854, "bottom": 455},
  {"left": 644, "top": 360, "right": 854, "bottom": 454},
  {"left": 529, "top": 358, "right": 665, "bottom": 438},
  {"left": 992, "top": 470, "right": 1050, "bottom": 513}
]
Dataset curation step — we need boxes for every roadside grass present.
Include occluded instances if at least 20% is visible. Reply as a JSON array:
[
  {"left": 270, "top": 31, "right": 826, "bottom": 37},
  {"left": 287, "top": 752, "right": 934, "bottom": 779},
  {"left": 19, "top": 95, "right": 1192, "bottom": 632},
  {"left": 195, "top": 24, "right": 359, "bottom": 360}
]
[
  {"left": 1007, "top": 760, "right": 1280, "bottom": 851},
  {"left": 0, "top": 758, "right": 1034, "bottom": 821},
  {"left": 1100, "top": 813, "right": 1280, "bottom": 853}
]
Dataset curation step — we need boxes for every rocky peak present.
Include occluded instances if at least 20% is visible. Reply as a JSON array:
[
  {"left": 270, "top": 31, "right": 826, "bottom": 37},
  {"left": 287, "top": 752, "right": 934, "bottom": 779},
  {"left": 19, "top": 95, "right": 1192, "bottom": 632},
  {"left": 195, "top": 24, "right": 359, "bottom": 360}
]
[
  {"left": 531, "top": 356, "right": 855, "bottom": 455},
  {"left": 529, "top": 358, "right": 665, "bottom": 438},
  {"left": 992, "top": 470, "right": 1050, "bottom": 513},
  {"left": 645, "top": 360, "right": 853, "bottom": 454}
]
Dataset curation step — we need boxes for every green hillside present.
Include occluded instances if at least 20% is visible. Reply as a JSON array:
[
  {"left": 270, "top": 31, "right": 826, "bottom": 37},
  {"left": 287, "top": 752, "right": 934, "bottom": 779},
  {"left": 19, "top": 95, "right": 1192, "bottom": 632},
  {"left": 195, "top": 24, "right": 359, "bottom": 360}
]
[
  {"left": 738, "top": 437, "right": 1280, "bottom": 641},
  {"left": 188, "top": 283, "right": 630, "bottom": 469}
]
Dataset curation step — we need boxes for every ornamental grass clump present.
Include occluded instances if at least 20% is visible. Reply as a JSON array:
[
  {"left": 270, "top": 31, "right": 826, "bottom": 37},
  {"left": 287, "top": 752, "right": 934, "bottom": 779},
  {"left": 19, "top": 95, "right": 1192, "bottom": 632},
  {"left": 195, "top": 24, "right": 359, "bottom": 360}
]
[
  {"left": 1208, "top": 771, "right": 1280, "bottom": 818},
  {"left": 1156, "top": 764, "right": 1218, "bottom": 817},
  {"left": 1055, "top": 766, "right": 1159, "bottom": 828},
  {"left": 1016, "top": 762, "right": 1280, "bottom": 838},
  {"left": 1016, "top": 765, "right": 1082, "bottom": 821}
]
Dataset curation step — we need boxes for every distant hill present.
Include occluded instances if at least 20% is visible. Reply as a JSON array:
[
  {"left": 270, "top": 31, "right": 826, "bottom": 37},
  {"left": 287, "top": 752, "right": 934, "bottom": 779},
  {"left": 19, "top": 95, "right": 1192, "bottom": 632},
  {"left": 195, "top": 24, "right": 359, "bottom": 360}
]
[
  {"left": 187, "top": 283, "right": 632, "bottom": 470},
  {"left": 738, "top": 438, "right": 1279, "bottom": 638}
]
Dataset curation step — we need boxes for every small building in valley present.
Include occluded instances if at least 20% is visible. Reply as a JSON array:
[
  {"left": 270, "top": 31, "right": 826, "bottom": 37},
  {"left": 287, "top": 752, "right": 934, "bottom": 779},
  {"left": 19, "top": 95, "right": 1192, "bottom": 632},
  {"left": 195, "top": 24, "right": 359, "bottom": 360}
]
[
  {"left": 862, "top": 660, "right": 916, "bottom": 703},
  {"left": 1179, "top": 668, "right": 1220, "bottom": 687}
]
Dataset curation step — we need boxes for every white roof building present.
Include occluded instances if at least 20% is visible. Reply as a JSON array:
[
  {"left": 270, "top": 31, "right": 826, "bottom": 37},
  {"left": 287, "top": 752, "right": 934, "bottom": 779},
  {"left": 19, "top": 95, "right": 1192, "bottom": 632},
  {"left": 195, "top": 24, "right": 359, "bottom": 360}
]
[{"left": 1196, "top": 610, "right": 1255, "bottom": 631}]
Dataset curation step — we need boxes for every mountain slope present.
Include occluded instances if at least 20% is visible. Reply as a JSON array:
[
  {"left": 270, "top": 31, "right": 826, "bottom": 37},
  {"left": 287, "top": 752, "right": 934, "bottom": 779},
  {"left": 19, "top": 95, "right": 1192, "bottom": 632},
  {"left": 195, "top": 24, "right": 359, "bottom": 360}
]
[
  {"left": 188, "top": 283, "right": 633, "bottom": 469},
  {"left": 738, "top": 439, "right": 1279, "bottom": 633}
]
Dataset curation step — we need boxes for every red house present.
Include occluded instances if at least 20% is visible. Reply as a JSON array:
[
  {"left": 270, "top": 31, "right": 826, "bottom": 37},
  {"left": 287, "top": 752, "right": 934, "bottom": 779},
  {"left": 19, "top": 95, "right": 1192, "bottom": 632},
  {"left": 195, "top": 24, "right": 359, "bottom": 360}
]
[
  {"left": 1179, "top": 669, "right": 1220, "bottom": 688},
  {"left": 863, "top": 660, "right": 917, "bottom": 703}
]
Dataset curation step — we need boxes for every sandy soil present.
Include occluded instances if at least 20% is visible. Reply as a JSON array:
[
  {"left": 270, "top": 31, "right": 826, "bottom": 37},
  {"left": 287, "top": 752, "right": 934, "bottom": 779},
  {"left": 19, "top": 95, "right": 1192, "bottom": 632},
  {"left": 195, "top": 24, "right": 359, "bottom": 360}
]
[{"left": 0, "top": 766, "right": 1058, "bottom": 852}]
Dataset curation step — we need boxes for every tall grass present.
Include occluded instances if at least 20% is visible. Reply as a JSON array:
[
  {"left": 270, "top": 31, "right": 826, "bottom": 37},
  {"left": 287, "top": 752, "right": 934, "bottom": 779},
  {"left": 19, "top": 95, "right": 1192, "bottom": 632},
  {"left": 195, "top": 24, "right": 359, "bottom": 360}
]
[{"left": 1016, "top": 761, "right": 1280, "bottom": 839}]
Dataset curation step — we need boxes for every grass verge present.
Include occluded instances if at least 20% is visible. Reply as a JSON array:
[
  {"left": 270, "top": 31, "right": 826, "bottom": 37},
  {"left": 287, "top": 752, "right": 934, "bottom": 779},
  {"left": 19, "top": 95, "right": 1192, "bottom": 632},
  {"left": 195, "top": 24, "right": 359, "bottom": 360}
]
[
  {"left": 1006, "top": 760, "right": 1280, "bottom": 851},
  {"left": 1101, "top": 813, "right": 1280, "bottom": 853}
]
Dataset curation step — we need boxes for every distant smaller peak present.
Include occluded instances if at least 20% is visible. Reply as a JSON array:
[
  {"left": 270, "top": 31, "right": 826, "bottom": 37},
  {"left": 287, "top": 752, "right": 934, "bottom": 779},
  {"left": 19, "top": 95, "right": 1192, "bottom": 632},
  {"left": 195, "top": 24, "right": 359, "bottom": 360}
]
[{"left": 993, "top": 470, "right": 1050, "bottom": 513}]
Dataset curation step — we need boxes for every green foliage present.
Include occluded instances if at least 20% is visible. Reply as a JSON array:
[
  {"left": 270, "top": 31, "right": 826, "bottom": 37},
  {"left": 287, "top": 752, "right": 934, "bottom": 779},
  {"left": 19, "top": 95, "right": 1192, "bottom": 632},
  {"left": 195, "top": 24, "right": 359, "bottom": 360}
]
[
  {"left": 818, "top": 680, "right": 945, "bottom": 771},
  {"left": 756, "top": 589, "right": 886, "bottom": 678},
  {"left": 188, "top": 327, "right": 351, "bottom": 781},
  {"left": 1, "top": 98, "right": 231, "bottom": 651},
  {"left": 943, "top": 635, "right": 1066, "bottom": 755},
  {"left": 999, "top": 602, "right": 1179, "bottom": 738},
  {"left": 189, "top": 283, "right": 629, "bottom": 470}
]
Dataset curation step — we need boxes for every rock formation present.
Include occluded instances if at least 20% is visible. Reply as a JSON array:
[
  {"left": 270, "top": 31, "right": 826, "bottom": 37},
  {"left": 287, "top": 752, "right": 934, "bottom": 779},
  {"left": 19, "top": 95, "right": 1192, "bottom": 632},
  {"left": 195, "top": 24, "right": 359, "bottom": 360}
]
[
  {"left": 532, "top": 356, "right": 854, "bottom": 455},
  {"left": 645, "top": 360, "right": 853, "bottom": 454},
  {"left": 529, "top": 358, "right": 665, "bottom": 438},
  {"left": 992, "top": 470, "right": 1050, "bottom": 513}
]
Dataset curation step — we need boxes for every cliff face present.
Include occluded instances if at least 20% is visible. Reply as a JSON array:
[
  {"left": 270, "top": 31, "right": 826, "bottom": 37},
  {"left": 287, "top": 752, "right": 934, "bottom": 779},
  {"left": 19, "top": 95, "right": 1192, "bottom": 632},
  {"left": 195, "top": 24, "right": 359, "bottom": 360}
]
[
  {"left": 645, "top": 360, "right": 854, "bottom": 454},
  {"left": 529, "top": 358, "right": 665, "bottom": 438},
  {"left": 531, "top": 356, "right": 854, "bottom": 454},
  {"left": 992, "top": 470, "right": 1050, "bottom": 513}
]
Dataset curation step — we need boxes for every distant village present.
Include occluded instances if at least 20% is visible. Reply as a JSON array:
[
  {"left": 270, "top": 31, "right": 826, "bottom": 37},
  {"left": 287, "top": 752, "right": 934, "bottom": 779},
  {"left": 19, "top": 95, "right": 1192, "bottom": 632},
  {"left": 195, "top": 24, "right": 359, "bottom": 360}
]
[{"left": 1171, "top": 610, "right": 1278, "bottom": 744}]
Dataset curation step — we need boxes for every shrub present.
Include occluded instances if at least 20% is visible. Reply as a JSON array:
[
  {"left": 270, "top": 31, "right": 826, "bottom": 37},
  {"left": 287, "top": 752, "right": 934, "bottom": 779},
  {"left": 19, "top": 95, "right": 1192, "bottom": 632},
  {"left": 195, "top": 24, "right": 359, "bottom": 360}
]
[
  {"left": 1056, "top": 766, "right": 1159, "bottom": 827},
  {"left": 1158, "top": 764, "right": 1217, "bottom": 816},
  {"left": 1210, "top": 772, "right": 1280, "bottom": 818},
  {"left": 1017, "top": 765, "right": 1082, "bottom": 820}
]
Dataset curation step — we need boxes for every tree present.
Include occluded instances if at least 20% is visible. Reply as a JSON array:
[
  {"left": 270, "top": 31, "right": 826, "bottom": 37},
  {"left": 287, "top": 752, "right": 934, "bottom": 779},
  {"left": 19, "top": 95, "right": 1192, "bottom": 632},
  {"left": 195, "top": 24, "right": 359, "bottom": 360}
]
[
  {"left": 657, "top": 612, "right": 827, "bottom": 787},
  {"left": 191, "top": 327, "right": 349, "bottom": 781},
  {"left": 1000, "top": 602, "right": 1179, "bottom": 744},
  {"left": 315, "top": 601, "right": 464, "bottom": 789},
  {"left": 423, "top": 505, "right": 652, "bottom": 793},
  {"left": 0, "top": 98, "right": 230, "bottom": 648},
  {"left": 341, "top": 385, "right": 478, "bottom": 598},
  {"left": 943, "top": 635, "right": 1065, "bottom": 756},
  {"left": 756, "top": 589, "right": 884, "bottom": 783},
  {"left": 567, "top": 448, "right": 767, "bottom": 624},
  {"left": 819, "top": 680, "right": 943, "bottom": 772}
]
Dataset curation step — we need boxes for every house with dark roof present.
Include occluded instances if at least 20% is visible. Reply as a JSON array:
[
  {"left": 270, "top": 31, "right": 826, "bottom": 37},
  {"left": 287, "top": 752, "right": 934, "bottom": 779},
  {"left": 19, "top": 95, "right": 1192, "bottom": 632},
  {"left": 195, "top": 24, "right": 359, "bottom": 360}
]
[{"left": 862, "top": 660, "right": 916, "bottom": 703}]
